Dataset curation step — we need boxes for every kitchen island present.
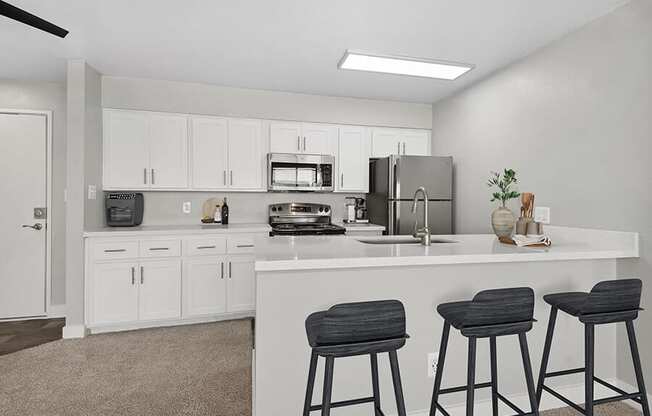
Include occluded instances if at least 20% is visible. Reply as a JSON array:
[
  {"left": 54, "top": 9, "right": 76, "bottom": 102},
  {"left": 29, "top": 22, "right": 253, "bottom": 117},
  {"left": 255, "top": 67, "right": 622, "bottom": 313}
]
[{"left": 253, "top": 226, "right": 639, "bottom": 416}]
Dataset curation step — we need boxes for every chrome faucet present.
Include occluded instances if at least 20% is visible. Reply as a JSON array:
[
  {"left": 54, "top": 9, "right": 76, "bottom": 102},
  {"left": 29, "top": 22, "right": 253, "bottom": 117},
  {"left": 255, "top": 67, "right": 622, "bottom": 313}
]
[{"left": 412, "top": 186, "right": 431, "bottom": 246}]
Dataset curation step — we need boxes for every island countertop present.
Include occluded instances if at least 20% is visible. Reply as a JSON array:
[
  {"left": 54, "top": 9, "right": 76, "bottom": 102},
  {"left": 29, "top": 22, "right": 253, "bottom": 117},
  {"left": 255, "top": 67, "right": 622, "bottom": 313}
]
[{"left": 254, "top": 226, "right": 638, "bottom": 271}]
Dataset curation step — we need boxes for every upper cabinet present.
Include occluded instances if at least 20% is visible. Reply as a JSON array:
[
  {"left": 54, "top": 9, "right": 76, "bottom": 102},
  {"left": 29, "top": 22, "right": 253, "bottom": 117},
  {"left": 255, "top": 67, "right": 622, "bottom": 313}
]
[
  {"left": 336, "top": 126, "right": 370, "bottom": 193},
  {"left": 270, "top": 122, "right": 336, "bottom": 155},
  {"left": 371, "top": 128, "right": 431, "bottom": 158},
  {"left": 103, "top": 110, "right": 189, "bottom": 190},
  {"left": 190, "top": 116, "right": 266, "bottom": 191}
]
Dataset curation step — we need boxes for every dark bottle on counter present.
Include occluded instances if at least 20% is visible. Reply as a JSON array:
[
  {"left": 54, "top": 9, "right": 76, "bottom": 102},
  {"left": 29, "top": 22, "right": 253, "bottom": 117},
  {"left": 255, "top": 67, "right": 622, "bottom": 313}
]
[{"left": 221, "top": 197, "right": 229, "bottom": 225}]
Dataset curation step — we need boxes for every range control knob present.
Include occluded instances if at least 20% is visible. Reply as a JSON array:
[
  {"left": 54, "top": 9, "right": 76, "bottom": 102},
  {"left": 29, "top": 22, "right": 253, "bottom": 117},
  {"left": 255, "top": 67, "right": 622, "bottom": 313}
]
[{"left": 271, "top": 206, "right": 277, "bottom": 212}]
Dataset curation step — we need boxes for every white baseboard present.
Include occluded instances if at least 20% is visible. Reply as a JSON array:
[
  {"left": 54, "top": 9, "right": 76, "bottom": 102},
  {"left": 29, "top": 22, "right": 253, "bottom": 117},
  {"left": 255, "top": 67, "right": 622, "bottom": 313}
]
[
  {"left": 388, "top": 378, "right": 647, "bottom": 416},
  {"left": 47, "top": 304, "right": 66, "bottom": 318},
  {"left": 62, "top": 324, "right": 87, "bottom": 339}
]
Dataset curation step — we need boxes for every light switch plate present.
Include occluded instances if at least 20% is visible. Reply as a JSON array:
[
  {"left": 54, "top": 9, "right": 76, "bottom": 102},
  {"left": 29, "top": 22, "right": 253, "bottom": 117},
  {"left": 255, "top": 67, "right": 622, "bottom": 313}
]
[
  {"left": 182, "top": 201, "right": 192, "bottom": 214},
  {"left": 534, "top": 206, "right": 551, "bottom": 224},
  {"left": 87, "top": 185, "right": 97, "bottom": 200}
]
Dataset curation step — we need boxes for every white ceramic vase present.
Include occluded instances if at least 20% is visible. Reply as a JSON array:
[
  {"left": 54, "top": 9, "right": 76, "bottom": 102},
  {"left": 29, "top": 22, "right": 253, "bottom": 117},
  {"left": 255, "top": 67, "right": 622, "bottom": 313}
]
[{"left": 491, "top": 206, "right": 515, "bottom": 238}]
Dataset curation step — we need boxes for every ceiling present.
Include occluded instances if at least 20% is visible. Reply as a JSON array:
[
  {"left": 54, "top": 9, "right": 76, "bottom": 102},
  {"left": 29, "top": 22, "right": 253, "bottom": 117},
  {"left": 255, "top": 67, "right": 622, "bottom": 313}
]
[{"left": 1, "top": 0, "right": 628, "bottom": 103}]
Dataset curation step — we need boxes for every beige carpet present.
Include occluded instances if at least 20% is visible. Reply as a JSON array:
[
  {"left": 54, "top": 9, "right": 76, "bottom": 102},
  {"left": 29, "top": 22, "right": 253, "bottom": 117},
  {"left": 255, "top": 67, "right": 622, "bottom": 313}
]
[{"left": 0, "top": 319, "right": 640, "bottom": 416}]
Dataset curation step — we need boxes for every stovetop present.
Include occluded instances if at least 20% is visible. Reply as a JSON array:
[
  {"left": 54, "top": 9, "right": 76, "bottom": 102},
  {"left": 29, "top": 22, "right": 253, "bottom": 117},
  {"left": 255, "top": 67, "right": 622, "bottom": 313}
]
[
  {"left": 269, "top": 223, "right": 346, "bottom": 236},
  {"left": 268, "top": 202, "right": 345, "bottom": 236}
]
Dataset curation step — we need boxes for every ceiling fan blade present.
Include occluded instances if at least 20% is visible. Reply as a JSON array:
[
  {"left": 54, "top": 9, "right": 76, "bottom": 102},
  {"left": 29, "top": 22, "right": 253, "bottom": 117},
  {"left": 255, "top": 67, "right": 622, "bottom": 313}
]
[{"left": 0, "top": 0, "right": 68, "bottom": 38}]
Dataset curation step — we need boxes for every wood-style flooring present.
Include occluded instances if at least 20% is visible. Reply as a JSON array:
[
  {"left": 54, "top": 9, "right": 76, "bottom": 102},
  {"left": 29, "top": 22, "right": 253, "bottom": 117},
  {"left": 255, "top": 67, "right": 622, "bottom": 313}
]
[{"left": 0, "top": 318, "right": 65, "bottom": 356}]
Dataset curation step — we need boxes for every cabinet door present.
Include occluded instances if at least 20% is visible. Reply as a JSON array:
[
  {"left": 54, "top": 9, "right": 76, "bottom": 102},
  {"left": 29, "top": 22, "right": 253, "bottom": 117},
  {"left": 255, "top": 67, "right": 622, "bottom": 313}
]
[
  {"left": 190, "top": 117, "right": 228, "bottom": 189},
  {"left": 270, "top": 122, "right": 302, "bottom": 153},
  {"left": 103, "top": 110, "right": 149, "bottom": 189},
  {"left": 371, "top": 128, "right": 402, "bottom": 158},
  {"left": 401, "top": 130, "right": 431, "bottom": 156},
  {"left": 337, "top": 126, "right": 370, "bottom": 192},
  {"left": 226, "top": 256, "right": 255, "bottom": 313},
  {"left": 182, "top": 257, "right": 227, "bottom": 318},
  {"left": 138, "top": 259, "right": 182, "bottom": 321},
  {"left": 149, "top": 114, "right": 189, "bottom": 189},
  {"left": 228, "top": 119, "right": 264, "bottom": 190},
  {"left": 302, "top": 123, "right": 335, "bottom": 155},
  {"left": 92, "top": 261, "right": 139, "bottom": 325}
]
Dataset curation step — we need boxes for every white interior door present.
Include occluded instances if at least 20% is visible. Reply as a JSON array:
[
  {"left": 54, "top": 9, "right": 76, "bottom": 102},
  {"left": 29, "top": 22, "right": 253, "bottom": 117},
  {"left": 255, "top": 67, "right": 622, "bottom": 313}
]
[
  {"left": 0, "top": 113, "right": 47, "bottom": 319},
  {"left": 148, "top": 114, "right": 189, "bottom": 189},
  {"left": 190, "top": 117, "right": 229, "bottom": 189},
  {"left": 228, "top": 119, "right": 264, "bottom": 189}
]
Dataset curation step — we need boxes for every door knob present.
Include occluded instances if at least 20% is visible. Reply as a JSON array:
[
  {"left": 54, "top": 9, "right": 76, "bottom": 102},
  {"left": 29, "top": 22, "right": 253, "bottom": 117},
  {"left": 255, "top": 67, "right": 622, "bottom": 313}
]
[{"left": 22, "top": 223, "right": 43, "bottom": 230}]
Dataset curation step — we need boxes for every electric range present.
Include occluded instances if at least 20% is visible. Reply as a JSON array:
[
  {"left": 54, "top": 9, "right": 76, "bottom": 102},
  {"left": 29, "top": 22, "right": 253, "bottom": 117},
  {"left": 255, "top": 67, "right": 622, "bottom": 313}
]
[{"left": 268, "top": 203, "right": 346, "bottom": 236}]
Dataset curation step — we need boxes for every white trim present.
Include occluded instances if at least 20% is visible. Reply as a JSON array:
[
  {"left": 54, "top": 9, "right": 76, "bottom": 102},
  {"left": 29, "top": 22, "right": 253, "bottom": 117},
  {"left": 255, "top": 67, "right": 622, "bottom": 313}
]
[
  {"left": 0, "top": 109, "right": 54, "bottom": 318},
  {"left": 48, "top": 304, "right": 66, "bottom": 318},
  {"left": 62, "top": 324, "right": 87, "bottom": 339}
]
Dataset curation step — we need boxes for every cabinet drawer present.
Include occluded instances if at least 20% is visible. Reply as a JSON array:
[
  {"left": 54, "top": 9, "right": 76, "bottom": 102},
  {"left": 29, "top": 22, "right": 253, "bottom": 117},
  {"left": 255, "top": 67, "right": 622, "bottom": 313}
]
[
  {"left": 93, "top": 241, "right": 139, "bottom": 260},
  {"left": 140, "top": 239, "right": 181, "bottom": 258},
  {"left": 183, "top": 237, "right": 227, "bottom": 256},
  {"left": 227, "top": 234, "right": 257, "bottom": 254}
]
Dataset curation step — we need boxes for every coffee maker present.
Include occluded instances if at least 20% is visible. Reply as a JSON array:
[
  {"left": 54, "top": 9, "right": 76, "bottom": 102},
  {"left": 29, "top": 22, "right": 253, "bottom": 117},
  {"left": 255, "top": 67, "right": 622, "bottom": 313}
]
[{"left": 345, "top": 197, "right": 368, "bottom": 223}]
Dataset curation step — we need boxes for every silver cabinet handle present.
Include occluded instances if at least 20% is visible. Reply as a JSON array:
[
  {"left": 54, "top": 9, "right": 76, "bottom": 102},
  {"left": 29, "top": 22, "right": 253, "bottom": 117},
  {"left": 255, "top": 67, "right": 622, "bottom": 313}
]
[
  {"left": 22, "top": 223, "right": 43, "bottom": 230},
  {"left": 230, "top": 171, "right": 233, "bottom": 185},
  {"left": 402, "top": 142, "right": 406, "bottom": 154},
  {"left": 223, "top": 170, "right": 226, "bottom": 185},
  {"left": 397, "top": 142, "right": 400, "bottom": 154},
  {"left": 104, "top": 248, "right": 126, "bottom": 253},
  {"left": 228, "top": 261, "right": 232, "bottom": 279},
  {"left": 341, "top": 173, "right": 344, "bottom": 187},
  {"left": 220, "top": 262, "right": 224, "bottom": 279},
  {"left": 297, "top": 136, "right": 301, "bottom": 151},
  {"left": 236, "top": 244, "right": 254, "bottom": 248},
  {"left": 149, "top": 247, "right": 169, "bottom": 251},
  {"left": 151, "top": 169, "right": 155, "bottom": 185},
  {"left": 197, "top": 245, "right": 216, "bottom": 250},
  {"left": 144, "top": 168, "right": 148, "bottom": 184},
  {"left": 303, "top": 137, "right": 306, "bottom": 151},
  {"left": 140, "top": 266, "right": 144, "bottom": 284},
  {"left": 131, "top": 267, "right": 135, "bottom": 285}
]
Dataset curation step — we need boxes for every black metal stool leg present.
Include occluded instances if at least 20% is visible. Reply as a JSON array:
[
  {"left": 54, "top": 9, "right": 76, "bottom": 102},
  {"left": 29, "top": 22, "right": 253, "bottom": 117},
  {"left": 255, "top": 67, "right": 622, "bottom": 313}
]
[
  {"left": 490, "top": 336, "right": 499, "bottom": 416},
  {"left": 321, "top": 356, "right": 334, "bottom": 416},
  {"left": 519, "top": 333, "right": 540, "bottom": 416},
  {"left": 467, "top": 337, "right": 477, "bottom": 416},
  {"left": 430, "top": 322, "right": 451, "bottom": 416},
  {"left": 627, "top": 320, "right": 651, "bottom": 416},
  {"left": 389, "top": 350, "right": 407, "bottom": 416},
  {"left": 536, "top": 307, "right": 558, "bottom": 403},
  {"left": 585, "top": 324, "right": 595, "bottom": 416},
  {"left": 370, "top": 353, "right": 382, "bottom": 416},
  {"left": 303, "top": 351, "right": 319, "bottom": 416}
]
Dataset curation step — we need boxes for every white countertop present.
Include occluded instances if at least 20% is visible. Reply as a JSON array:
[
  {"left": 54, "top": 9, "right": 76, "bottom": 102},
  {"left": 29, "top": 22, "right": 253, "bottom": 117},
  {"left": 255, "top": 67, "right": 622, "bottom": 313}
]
[
  {"left": 83, "top": 223, "right": 271, "bottom": 237},
  {"left": 254, "top": 226, "right": 639, "bottom": 271}
]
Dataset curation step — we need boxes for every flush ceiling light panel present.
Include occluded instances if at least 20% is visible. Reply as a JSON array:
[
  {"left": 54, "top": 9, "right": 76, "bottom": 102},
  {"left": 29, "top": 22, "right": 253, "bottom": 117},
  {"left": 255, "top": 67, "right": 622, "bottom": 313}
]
[
  {"left": 0, "top": 0, "right": 69, "bottom": 38},
  {"left": 338, "top": 50, "right": 473, "bottom": 80}
]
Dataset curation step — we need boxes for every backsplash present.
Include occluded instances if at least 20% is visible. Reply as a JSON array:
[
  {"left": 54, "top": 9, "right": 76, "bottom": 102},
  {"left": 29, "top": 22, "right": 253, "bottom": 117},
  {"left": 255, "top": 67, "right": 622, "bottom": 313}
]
[{"left": 137, "top": 192, "right": 364, "bottom": 225}]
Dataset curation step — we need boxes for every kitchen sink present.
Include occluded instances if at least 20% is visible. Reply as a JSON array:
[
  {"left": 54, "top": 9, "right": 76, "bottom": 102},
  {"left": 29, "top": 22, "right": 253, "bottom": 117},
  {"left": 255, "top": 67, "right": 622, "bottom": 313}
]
[{"left": 356, "top": 237, "right": 457, "bottom": 245}]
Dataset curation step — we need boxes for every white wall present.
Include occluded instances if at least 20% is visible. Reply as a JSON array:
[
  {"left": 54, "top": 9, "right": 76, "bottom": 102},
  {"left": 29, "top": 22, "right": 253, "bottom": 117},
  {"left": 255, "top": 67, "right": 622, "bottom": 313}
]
[
  {"left": 432, "top": 0, "right": 651, "bottom": 388},
  {"left": 0, "top": 79, "right": 66, "bottom": 306}
]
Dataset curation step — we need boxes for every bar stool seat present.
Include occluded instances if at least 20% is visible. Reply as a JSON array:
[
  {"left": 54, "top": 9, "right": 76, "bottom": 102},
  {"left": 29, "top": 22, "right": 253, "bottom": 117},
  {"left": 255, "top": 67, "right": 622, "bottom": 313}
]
[
  {"left": 436, "top": 301, "right": 472, "bottom": 329},
  {"left": 305, "top": 311, "right": 327, "bottom": 347},
  {"left": 543, "top": 292, "right": 589, "bottom": 316}
]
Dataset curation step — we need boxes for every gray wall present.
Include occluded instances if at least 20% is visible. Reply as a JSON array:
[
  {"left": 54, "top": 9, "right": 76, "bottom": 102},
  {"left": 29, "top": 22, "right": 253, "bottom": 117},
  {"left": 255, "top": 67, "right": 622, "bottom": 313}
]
[
  {"left": 432, "top": 0, "right": 651, "bottom": 387},
  {"left": 0, "top": 79, "right": 67, "bottom": 306}
]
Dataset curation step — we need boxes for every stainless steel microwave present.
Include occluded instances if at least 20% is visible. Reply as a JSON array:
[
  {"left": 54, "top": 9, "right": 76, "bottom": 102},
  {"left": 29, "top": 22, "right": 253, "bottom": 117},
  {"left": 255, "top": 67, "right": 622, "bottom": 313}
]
[{"left": 267, "top": 153, "right": 334, "bottom": 192}]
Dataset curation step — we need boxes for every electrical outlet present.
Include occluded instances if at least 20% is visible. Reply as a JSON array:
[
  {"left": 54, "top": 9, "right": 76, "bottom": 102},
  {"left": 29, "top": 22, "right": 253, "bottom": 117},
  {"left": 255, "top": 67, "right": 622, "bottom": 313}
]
[
  {"left": 87, "top": 185, "right": 97, "bottom": 200},
  {"left": 182, "top": 201, "right": 192, "bottom": 214},
  {"left": 428, "top": 353, "right": 438, "bottom": 378},
  {"left": 534, "top": 206, "right": 551, "bottom": 224}
]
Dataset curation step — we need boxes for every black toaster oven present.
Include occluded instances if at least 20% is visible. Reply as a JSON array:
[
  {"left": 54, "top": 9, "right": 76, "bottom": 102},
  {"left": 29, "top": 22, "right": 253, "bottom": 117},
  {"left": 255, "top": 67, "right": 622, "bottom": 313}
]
[{"left": 105, "top": 192, "right": 144, "bottom": 227}]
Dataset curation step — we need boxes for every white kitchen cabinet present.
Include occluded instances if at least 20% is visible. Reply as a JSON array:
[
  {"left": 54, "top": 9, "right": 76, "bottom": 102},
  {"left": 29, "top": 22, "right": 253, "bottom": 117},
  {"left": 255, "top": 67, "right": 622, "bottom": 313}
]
[
  {"left": 103, "top": 109, "right": 189, "bottom": 190},
  {"left": 226, "top": 256, "right": 256, "bottom": 312},
  {"left": 138, "top": 260, "right": 182, "bottom": 321},
  {"left": 92, "top": 261, "right": 139, "bottom": 325},
  {"left": 371, "top": 128, "right": 431, "bottom": 157},
  {"left": 103, "top": 111, "right": 149, "bottom": 189},
  {"left": 182, "top": 257, "right": 227, "bottom": 318},
  {"left": 228, "top": 119, "right": 264, "bottom": 190},
  {"left": 269, "top": 122, "right": 335, "bottom": 155},
  {"left": 336, "top": 126, "right": 370, "bottom": 193},
  {"left": 190, "top": 117, "right": 229, "bottom": 189}
]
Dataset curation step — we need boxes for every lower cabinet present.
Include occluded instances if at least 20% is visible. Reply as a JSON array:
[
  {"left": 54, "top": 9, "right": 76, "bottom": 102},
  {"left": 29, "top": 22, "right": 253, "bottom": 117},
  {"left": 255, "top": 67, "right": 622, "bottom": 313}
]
[
  {"left": 138, "top": 260, "right": 182, "bottom": 321},
  {"left": 226, "top": 256, "right": 256, "bottom": 313}
]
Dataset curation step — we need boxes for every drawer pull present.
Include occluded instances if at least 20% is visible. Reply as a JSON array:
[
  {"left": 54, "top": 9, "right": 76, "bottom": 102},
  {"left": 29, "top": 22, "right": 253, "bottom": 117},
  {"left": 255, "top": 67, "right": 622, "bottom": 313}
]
[
  {"left": 197, "top": 245, "right": 217, "bottom": 250},
  {"left": 236, "top": 244, "right": 255, "bottom": 248},
  {"left": 149, "top": 247, "right": 170, "bottom": 251},
  {"left": 104, "top": 249, "right": 126, "bottom": 253}
]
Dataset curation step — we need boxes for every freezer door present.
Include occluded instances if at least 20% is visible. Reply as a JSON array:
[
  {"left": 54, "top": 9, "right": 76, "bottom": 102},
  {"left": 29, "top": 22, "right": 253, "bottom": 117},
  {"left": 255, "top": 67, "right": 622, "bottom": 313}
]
[
  {"left": 392, "top": 200, "right": 453, "bottom": 235},
  {"left": 394, "top": 156, "right": 452, "bottom": 200}
]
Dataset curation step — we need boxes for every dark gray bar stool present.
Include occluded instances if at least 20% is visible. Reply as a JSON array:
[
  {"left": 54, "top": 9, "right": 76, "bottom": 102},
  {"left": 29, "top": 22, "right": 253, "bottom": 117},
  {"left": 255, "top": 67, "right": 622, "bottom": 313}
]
[
  {"left": 303, "top": 300, "right": 409, "bottom": 416},
  {"left": 430, "top": 288, "right": 539, "bottom": 416},
  {"left": 537, "top": 279, "right": 650, "bottom": 416}
]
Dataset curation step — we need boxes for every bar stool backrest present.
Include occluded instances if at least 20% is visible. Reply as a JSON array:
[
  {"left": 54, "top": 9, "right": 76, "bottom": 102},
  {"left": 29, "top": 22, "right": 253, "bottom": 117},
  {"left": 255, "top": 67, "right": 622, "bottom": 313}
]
[
  {"left": 316, "top": 300, "right": 406, "bottom": 346},
  {"left": 464, "top": 287, "right": 534, "bottom": 328},
  {"left": 581, "top": 279, "right": 642, "bottom": 315}
]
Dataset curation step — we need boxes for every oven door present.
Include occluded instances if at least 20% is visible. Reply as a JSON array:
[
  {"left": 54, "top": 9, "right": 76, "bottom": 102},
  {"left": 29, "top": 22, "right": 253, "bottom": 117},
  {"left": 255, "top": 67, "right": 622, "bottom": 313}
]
[{"left": 267, "top": 153, "right": 334, "bottom": 192}]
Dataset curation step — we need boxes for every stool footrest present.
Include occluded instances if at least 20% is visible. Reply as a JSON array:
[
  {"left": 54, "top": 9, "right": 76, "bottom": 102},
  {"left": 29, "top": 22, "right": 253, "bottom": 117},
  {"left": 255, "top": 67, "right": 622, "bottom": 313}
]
[
  {"left": 434, "top": 382, "right": 526, "bottom": 415},
  {"left": 308, "top": 396, "right": 375, "bottom": 411}
]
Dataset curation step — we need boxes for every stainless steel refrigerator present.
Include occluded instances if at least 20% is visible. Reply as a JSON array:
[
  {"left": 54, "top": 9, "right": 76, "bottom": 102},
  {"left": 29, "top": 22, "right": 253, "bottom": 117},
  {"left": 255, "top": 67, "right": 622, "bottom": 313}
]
[{"left": 367, "top": 155, "right": 453, "bottom": 235}]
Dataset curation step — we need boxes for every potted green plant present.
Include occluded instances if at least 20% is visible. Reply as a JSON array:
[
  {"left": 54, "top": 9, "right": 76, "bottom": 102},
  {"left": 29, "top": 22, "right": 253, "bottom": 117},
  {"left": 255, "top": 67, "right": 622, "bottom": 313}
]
[{"left": 487, "top": 169, "right": 520, "bottom": 237}]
